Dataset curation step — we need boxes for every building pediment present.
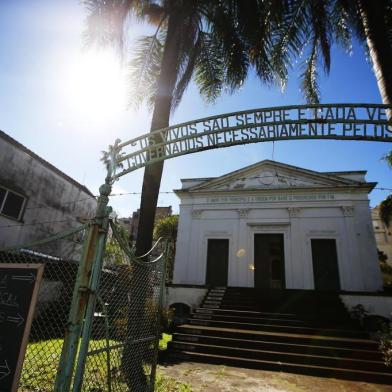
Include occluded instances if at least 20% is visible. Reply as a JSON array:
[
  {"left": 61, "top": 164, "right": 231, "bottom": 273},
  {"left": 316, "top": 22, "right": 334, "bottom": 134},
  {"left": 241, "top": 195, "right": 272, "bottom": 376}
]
[{"left": 181, "top": 160, "right": 372, "bottom": 193}]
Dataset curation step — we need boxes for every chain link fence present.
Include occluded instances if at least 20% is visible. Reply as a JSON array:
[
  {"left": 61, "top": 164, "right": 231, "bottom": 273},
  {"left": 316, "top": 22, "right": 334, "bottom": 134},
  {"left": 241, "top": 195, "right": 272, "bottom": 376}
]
[
  {"left": 0, "top": 221, "right": 166, "bottom": 392},
  {"left": 0, "top": 225, "right": 87, "bottom": 391},
  {"left": 79, "top": 222, "right": 166, "bottom": 392}
]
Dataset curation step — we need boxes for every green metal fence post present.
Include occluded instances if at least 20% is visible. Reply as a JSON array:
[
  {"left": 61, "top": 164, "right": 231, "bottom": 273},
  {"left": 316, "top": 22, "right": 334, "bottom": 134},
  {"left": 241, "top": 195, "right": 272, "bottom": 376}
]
[
  {"left": 72, "top": 205, "right": 112, "bottom": 392},
  {"left": 54, "top": 180, "right": 112, "bottom": 392}
]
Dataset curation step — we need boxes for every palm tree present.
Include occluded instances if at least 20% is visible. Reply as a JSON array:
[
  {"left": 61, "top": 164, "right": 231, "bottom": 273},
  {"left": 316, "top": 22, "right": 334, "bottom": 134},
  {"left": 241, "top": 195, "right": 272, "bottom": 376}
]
[
  {"left": 352, "top": 0, "right": 392, "bottom": 107},
  {"left": 84, "top": 0, "right": 280, "bottom": 259},
  {"left": 84, "top": 1, "right": 280, "bottom": 389},
  {"left": 270, "top": 0, "right": 392, "bottom": 106}
]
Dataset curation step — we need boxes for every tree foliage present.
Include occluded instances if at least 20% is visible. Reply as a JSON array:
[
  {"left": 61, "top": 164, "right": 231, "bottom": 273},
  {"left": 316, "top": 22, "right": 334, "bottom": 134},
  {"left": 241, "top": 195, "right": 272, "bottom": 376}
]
[
  {"left": 153, "top": 215, "right": 178, "bottom": 242},
  {"left": 380, "top": 195, "right": 392, "bottom": 227},
  {"left": 154, "top": 215, "right": 178, "bottom": 284}
]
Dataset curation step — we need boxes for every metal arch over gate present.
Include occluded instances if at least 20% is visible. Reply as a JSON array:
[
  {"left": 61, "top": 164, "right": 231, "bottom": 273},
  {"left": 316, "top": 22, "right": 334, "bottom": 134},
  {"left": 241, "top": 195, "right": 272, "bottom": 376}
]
[{"left": 108, "top": 103, "right": 392, "bottom": 181}]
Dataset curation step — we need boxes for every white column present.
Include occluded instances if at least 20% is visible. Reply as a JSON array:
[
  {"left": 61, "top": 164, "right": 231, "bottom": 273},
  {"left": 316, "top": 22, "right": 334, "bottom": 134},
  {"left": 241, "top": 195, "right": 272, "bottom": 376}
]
[{"left": 235, "top": 209, "right": 251, "bottom": 287}]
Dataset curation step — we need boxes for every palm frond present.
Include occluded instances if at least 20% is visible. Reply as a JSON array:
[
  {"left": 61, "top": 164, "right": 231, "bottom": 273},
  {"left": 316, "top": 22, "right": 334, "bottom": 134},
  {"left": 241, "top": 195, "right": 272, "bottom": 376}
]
[
  {"left": 233, "top": 0, "right": 276, "bottom": 84},
  {"left": 82, "top": 0, "right": 138, "bottom": 52},
  {"left": 194, "top": 32, "right": 225, "bottom": 103},
  {"left": 330, "top": 0, "right": 353, "bottom": 54},
  {"left": 171, "top": 34, "right": 203, "bottom": 111},
  {"left": 300, "top": 37, "right": 320, "bottom": 104},
  {"left": 384, "top": 0, "right": 392, "bottom": 48},
  {"left": 127, "top": 34, "right": 164, "bottom": 109},
  {"left": 270, "top": 0, "right": 309, "bottom": 89},
  {"left": 209, "top": 5, "right": 250, "bottom": 91},
  {"left": 309, "top": 0, "right": 331, "bottom": 73}
]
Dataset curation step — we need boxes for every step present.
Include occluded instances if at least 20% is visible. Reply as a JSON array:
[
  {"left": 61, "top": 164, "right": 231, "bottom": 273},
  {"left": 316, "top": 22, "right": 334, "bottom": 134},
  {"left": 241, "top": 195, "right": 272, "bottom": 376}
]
[
  {"left": 217, "top": 304, "right": 353, "bottom": 321},
  {"left": 202, "top": 300, "right": 222, "bottom": 305},
  {"left": 172, "top": 333, "right": 383, "bottom": 361},
  {"left": 188, "top": 318, "right": 369, "bottom": 339},
  {"left": 192, "top": 312, "right": 306, "bottom": 326},
  {"left": 205, "top": 293, "right": 225, "bottom": 297},
  {"left": 192, "top": 310, "right": 358, "bottom": 329},
  {"left": 169, "top": 341, "right": 387, "bottom": 372},
  {"left": 168, "top": 351, "right": 392, "bottom": 384},
  {"left": 176, "top": 325, "right": 378, "bottom": 351},
  {"left": 195, "top": 307, "right": 298, "bottom": 319},
  {"left": 203, "top": 297, "right": 223, "bottom": 301},
  {"left": 219, "top": 299, "right": 348, "bottom": 312}
]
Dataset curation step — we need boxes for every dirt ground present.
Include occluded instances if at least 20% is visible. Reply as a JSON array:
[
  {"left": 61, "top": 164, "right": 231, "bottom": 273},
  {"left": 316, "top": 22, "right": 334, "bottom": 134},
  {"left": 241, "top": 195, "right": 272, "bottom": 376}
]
[{"left": 158, "top": 362, "right": 392, "bottom": 392}]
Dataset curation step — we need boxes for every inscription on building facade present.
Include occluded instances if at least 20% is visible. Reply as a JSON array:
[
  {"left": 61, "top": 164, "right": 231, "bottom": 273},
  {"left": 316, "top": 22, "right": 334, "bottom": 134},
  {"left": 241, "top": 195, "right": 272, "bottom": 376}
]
[{"left": 206, "top": 193, "right": 336, "bottom": 204}]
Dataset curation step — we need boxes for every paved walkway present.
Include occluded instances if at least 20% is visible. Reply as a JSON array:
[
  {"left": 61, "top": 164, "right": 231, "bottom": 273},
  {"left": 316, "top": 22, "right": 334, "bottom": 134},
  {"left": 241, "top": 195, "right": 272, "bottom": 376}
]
[{"left": 158, "top": 362, "right": 392, "bottom": 392}]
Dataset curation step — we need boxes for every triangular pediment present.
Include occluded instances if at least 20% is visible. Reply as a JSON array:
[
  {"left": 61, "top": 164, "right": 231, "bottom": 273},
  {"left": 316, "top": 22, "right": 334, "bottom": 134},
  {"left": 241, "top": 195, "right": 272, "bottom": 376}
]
[{"left": 185, "top": 160, "right": 365, "bottom": 192}]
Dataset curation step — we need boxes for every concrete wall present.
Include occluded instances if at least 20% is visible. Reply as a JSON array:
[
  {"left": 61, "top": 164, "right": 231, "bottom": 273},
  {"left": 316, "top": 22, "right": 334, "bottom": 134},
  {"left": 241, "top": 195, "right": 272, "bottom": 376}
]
[
  {"left": 166, "top": 287, "right": 208, "bottom": 309},
  {"left": 0, "top": 134, "right": 97, "bottom": 258},
  {"left": 341, "top": 295, "right": 392, "bottom": 320}
]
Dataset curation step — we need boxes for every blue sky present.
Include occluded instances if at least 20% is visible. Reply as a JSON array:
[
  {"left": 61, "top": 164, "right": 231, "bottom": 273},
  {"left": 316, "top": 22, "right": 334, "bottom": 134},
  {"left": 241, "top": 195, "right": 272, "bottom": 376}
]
[{"left": 0, "top": 0, "right": 391, "bottom": 217}]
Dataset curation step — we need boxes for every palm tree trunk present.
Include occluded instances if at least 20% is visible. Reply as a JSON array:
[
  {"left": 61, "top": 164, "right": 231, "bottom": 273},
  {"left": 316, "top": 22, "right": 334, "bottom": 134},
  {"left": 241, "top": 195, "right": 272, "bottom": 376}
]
[
  {"left": 121, "top": 13, "right": 183, "bottom": 392},
  {"left": 357, "top": 0, "right": 392, "bottom": 109},
  {"left": 135, "top": 13, "right": 182, "bottom": 257}
]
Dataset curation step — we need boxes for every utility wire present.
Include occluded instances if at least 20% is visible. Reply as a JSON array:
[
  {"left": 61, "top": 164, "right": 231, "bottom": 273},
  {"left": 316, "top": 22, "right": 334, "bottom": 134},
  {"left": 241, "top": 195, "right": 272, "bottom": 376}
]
[
  {"left": 3, "top": 174, "right": 392, "bottom": 227},
  {"left": 0, "top": 218, "right": 89, "bottom": 229},
  {"left": 18, "top": 183, "right": 392, "bottom": 212},
  {"left": 24, "top": 191, "right": 175, "bottom": 211}
]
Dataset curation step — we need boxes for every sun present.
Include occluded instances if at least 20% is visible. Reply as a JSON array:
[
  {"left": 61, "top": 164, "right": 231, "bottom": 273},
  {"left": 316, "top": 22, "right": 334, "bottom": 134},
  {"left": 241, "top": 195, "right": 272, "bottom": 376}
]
[{"left": 66, "top": 50, "right": 127, "bottom": 120}]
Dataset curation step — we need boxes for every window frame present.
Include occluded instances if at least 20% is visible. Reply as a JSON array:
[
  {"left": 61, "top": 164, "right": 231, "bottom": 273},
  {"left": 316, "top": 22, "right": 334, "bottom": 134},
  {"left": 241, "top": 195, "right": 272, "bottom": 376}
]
[{"left": 0, "top": 186, "right": 27, "bottom": 222}]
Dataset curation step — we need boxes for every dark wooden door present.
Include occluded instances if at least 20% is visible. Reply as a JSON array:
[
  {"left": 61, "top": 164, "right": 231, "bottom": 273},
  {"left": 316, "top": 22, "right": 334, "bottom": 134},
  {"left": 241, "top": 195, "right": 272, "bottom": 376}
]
[
  {"left": 206, "top": 239, "right": 229, "bottom": 286},
  {"left": 254, "top": 234, "right": 285, "bottom": 289},
  {"left": 311, "top": 239, "right": 340, "bottom": 291}
]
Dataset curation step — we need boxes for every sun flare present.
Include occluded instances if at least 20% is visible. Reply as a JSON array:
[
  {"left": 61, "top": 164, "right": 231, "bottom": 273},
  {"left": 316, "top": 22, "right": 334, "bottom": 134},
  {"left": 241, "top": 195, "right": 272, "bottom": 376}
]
[{"left": 66, "top": 50, "right": 127, "bottom": 119}]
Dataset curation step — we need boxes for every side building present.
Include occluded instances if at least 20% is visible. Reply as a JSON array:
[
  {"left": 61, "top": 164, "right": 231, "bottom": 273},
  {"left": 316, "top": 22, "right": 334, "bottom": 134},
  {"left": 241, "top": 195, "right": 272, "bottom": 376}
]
[
  {"left": 120, "top": 206, "right": 172, "bottom": 243},
  {"left": 0, "top": 130, "right": 97, "bottom": 258}
]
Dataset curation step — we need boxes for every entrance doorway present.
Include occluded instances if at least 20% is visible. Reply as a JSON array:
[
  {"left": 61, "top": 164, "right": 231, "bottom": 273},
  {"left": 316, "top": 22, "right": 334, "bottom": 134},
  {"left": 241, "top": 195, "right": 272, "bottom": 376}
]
[
  {"left": 311, "top": 239, "right": 340, "bottom": 291},
  {"left": 206, "top": 239, "right": 229, "bottom": 286},
  {"left": 254, "top": 234, "right": 285, "bottom": 289}
]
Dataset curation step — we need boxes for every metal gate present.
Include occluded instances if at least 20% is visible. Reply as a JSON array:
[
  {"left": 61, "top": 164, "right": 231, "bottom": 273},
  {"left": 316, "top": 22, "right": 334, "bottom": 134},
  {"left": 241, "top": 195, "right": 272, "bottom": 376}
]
[
  {"left": 0, "top": 214, "right": 167, "bottom": 391},
  {"left": 74, "top": 221, "right": 166, "bottom": 392}
]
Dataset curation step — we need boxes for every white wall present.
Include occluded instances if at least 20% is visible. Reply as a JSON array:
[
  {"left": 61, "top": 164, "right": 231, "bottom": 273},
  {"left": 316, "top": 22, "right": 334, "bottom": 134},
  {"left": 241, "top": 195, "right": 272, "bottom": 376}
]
[{"left": 174, "top": 191, "right": 382, "bottom": 292}]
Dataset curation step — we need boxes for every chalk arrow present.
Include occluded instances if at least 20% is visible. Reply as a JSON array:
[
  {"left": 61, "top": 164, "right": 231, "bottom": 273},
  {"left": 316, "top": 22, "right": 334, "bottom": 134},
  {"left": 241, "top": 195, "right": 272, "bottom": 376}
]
[
  {"left": 11, "top": 273, "right": 35, "bottom": 283},
  {"left": 0, "top": 360, "right": 10, "bottom": 380},
  {"left": 7, "top": 313, "right": 24, "bottom": 327}
]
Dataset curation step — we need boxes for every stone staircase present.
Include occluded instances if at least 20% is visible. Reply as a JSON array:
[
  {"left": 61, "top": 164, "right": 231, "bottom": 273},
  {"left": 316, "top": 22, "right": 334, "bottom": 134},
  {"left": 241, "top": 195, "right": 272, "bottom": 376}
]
[{"left": 166, "top": 287, "right": 392, "bottom": 384}]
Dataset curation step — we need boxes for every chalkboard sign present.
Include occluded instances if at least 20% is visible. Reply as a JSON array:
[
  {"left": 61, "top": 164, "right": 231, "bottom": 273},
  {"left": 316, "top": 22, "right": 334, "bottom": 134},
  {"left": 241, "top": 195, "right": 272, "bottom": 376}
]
[{"left": 0, "top": 264, "right": 44, "bottom": 392}]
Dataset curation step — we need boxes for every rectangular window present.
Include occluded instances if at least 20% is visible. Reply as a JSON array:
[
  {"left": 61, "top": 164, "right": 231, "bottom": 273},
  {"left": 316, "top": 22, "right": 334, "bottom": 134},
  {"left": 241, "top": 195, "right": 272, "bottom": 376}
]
[{"left": 0, "top": 186, "right": 26, "bottom": 221}]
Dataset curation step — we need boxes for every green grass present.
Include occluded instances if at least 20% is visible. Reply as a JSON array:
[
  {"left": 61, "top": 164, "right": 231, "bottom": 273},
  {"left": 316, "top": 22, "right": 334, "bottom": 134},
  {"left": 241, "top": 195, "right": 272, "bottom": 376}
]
[{"left": 19, "top": 337, "right": 191, "bottom": 391}]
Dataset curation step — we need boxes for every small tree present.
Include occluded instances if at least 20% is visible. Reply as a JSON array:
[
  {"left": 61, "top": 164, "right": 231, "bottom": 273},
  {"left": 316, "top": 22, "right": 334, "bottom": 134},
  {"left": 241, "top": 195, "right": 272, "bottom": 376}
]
[
  {"left": 380, "top": 195, "right": 392, "bottom": 228},
  {"left": 153, "top": 215, "right": 178, "bottom": 283}
]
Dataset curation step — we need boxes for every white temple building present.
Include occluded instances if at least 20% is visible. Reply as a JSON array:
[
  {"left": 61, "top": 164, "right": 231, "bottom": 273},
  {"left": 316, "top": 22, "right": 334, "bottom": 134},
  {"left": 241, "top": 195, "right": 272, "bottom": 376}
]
[{"left": 172, "top": 160, "right": 383, "bottom": 293}]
